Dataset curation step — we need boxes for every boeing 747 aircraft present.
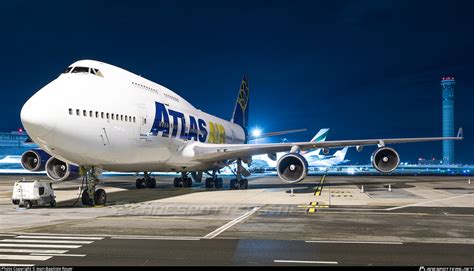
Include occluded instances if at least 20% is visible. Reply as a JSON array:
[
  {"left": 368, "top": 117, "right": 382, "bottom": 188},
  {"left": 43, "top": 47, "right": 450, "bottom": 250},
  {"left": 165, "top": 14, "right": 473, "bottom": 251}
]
[{"left": 20, "top": 60, "right": 463, "bottom": 205}]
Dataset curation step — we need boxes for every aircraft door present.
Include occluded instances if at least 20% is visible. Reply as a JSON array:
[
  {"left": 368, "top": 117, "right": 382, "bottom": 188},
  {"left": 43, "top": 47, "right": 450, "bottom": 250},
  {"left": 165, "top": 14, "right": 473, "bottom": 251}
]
[{"left": 138, "top": 104, "right": 149, "bottom": 140}]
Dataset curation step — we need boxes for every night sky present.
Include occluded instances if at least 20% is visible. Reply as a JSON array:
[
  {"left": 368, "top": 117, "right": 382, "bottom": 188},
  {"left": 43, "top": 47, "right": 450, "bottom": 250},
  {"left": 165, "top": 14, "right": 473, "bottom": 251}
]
[{"left": 1, "top": 0, "right": 473, "bottom": 164}]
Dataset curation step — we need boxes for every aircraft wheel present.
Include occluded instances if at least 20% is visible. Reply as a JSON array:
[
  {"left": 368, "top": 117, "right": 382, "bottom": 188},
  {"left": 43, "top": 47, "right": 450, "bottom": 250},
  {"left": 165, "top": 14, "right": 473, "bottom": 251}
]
[
  {"left": 205, "top": 178, "right": 213, "bottom": 188},
  {"left": 186, "top": 178, "right": 192, "bottom": 187},
  {"left": 215, "top": 178, "right": 223, "bottom": 189},
  {"left": 239, "top": 179, "right": 246, "bottom": 189},
  {"left": 81, "top": 191, "right": 93, "bottom": 206},
  {"left": 50, "top": 200, "right": 56, "bottom": 207},
  {"left": 173, "top": 178, "right": 180, "bottom": 188},
  {"left": 150, "top": 178, "right": 157, "bottom": 188},
  {"left": 94, "top": 189, "right": 107, "bottom": 206},
  {"left": 136, "top": 178, "right": 144, "bottom": 189},
  {"left": 24, "top": 200, "right": 32, "bottom": 209},
  {"left": 229, "top": 179, "right": 236, "bottom": 190}
]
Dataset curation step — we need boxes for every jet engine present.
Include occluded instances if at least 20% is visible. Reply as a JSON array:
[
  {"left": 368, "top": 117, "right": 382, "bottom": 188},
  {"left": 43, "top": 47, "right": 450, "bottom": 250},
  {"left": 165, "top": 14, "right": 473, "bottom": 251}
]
[
  {"left": 21, "top": 149, "right": 51, "bottom": 171},
  {"left": 371, "top": 147, "right": 400, "bottom": 173},
  {"left": 276, "top": 153, "right": 308, "bottom": 183},
  {"left": 45, "top": 157, "right": 80, "bottom": 182}
]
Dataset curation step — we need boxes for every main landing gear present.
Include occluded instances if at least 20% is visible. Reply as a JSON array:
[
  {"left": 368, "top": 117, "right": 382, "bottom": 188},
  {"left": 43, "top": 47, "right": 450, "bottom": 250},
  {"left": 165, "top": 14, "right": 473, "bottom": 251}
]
[
  {"left": 204, "top": 170, "right": 223, "bottom": 189},
  {"left": 81, "top": 167, "right": 106, "bottom": 206},
  {"left": 229, "top": 158, "right": 249, "bottom": 190},
  {"left": 136, "top": 172, "right": 156, "bottom": 189},
  {"left": 173, "top": 172, "right": 193, "bottom": 188}
]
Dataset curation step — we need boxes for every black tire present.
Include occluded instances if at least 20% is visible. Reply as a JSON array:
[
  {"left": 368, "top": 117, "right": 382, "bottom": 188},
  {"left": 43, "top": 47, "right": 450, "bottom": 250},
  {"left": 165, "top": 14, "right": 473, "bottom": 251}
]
[
  {"left": 186, "top": 178, "right": 192, "bottom": 187},
  {"left": 94, "top": 189, "right": 107, "bottom": 206},
  {"left": 12, "top": 199, "right": 19, "bottom": 205},
  {"left": 244, "top": 179, "right": 248, "bottom": 189},
  {"left": 150, "top": 178, "right": 156, "bottom": 188},
  {"left": 239, "top": 179, "right": 246, "bottom": 189},
  {"left": 214, "top": 178, "right": 222, "bottom": 189},
  {"left": 24, "top": 201, "right": 31, "bottom": 209},
  {"left": 173, "top": 178, "right": 179, "bottom": 188},
  {"left": 82, "top": 190, "right": 93, "bottom": 206},
  {"left": 50, "top": 200, "right": 56, "bottom": 207},
  {"left": 205, "top": 178, "right": 212, "bottom": 188},
  {"left": 229, "top": 179, "right": 236, "bottom": 190},
  {"left": 136, "top": 178, "right": 143, "bottom": 189}
]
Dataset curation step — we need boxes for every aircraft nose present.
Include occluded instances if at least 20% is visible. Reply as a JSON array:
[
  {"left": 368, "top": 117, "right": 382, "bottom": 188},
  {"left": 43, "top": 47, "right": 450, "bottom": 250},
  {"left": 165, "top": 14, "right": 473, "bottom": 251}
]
[{"left": 20, "top": 92, "right": 56, "bottom": 138}]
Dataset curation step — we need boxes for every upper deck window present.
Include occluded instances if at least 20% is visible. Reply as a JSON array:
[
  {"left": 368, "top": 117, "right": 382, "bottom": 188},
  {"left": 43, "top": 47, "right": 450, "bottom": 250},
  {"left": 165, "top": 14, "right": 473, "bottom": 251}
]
[{"left": 71, "top": 67, "right": 90, "bottom": 74}]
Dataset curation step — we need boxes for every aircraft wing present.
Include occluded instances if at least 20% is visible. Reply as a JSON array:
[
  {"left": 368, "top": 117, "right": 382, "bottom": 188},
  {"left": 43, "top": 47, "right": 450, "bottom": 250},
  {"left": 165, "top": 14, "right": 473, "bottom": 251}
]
[
  {"left": 192, "top": 128, "right": 463, "bottom": 163},
  {"left": 247, "top": 128, "right": 307, "bottom": 141}
]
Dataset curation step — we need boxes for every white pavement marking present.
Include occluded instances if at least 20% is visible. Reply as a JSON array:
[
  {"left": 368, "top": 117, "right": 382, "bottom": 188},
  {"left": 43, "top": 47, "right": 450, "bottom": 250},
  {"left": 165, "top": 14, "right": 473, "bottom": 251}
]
[
  {"left": 0, "top": 254, "right": 52, "bottom": 261},
  {"left": 305, "top": 240, "right": 403, "bottom": 245},
  {"left": 1, "top": 239, "right": 93, "bottom": 244},
  {"left": 385, "top": 193, "right": 474, "bottom": 211},
  {"left": 30, "top": 253, "right": 86, "bottom": 257},
  {"left": 274, "top": 260, "right": 338, "bottom": 264},
  {"left": 111, "top": 236, "right": 200, "bottom": 241},
  {"left": 16, "top": 235, "right": 104, "bottom": 240},
  {"left": 0, "top": 244, "right": 81, "bottom": 249},
  {"left": 203, "top": 206, "right": 261, "bottom": 239},
  {"left": 0, "top": 263, "right": 35, "bottom": 266},
  {"left": 8, "top": 232, "right": 106, "bottom": 237},
  {"left": 0, "top": 249, "right": 68, "bottom": 254}
]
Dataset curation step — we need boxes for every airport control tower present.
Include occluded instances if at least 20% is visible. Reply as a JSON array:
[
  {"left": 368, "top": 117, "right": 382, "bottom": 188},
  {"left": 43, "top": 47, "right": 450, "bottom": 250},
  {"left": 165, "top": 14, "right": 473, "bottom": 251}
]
[{"left": 441, "top": 76, "right": 455, "bottom": 164}]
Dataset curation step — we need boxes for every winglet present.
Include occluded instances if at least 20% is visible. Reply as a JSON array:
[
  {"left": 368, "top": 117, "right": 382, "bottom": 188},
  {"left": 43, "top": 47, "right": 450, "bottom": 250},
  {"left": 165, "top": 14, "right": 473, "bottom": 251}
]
[{"left": 457, "top": 127, "right": 463, "bottom": 139}]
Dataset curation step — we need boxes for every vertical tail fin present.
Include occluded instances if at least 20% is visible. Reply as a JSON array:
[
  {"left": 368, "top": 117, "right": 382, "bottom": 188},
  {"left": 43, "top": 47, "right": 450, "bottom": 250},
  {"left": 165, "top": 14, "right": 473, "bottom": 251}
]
[
  {"left": 231, "top": 75, "right": 250, "bottom": 142},
  {"left": 310, "top": 128, "right": 330, "bottom": 143},
  {"left": 334, "top": 146, "right": 349, "bottom": 161}
]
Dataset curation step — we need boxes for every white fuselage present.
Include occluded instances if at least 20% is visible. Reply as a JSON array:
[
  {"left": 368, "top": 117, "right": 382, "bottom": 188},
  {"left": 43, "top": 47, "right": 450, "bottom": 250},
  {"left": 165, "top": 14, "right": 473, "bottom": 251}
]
[{"left": 21, "top": 60, "right": 246, "bottom": 172}]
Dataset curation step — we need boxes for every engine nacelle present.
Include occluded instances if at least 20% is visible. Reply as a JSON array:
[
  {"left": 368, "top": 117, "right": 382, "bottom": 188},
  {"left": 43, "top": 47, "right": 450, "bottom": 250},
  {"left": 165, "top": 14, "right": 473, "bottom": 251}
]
[
  {"left": 21, "top": 149, "right": 51, "bottom": 172},
  {"left": 371, "top": 147, "right": 400, "bottom": 173},
  {"left": 276, "top": 153, "right": 308, "bottom": 184},
  {"left": 45, "top": 157, "right": 80, "bottom": 182}
]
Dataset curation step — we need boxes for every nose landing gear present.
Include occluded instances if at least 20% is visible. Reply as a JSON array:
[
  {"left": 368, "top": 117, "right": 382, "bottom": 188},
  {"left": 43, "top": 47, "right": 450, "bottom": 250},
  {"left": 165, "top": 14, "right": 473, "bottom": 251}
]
[{"left": 80, "top": 167, "right": 106, "bottom": 206}]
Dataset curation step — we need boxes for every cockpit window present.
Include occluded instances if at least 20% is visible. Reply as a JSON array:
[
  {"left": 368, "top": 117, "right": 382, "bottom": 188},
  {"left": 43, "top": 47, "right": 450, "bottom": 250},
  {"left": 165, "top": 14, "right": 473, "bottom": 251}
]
[
  {"left": 71, "top": 66, "right": 90, "bottom": 74},
  {"left": 63, "top": 67, "right": 73, "bottom": 74},
  {"left": 67, "top": 66, "right": 104, "bottom": 77},
  {"left": 93, "top": 68, "right": 104, "bottom": 77}
]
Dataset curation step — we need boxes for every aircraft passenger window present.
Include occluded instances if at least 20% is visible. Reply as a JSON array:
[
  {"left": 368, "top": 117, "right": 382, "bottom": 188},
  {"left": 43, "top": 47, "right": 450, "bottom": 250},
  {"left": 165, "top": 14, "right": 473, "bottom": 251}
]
[
  {"left": 63, "top": 67, "right": 73, "bottom": 74},
  {"left": 101, "top": 112, "right": 104, "bottom": 119},
  {"left": 111, "top": 114, "right": 114, "bottom": 120},
  {"left": 95, "top": 111, "right": 99, "bottom": 118},
  {"left": 125, "top": 116, "right": 128, "bottom": 122},
  {"left": 121, "top": 115, "right": 123, "bottom": 121},
  {"left": 106, "top": 113, "right": 109, "bottom": 119},
  {"left": 89, "top": 111, "right": 93, "bottom": 117},
  {"left": 69, "top": 108, "right": 72, "bottom": 115},
  {"left": 71, "top": 67, "right": 90, "bottom": 74},
  {"left": 133, "top": 117, "right": 136, "bottom": 123},
  {"left": 76, "top": 109, "right": 80, "bottom": 116},
  {"left": 83, "top": 110, "right": 87, "bottom": 117}
]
